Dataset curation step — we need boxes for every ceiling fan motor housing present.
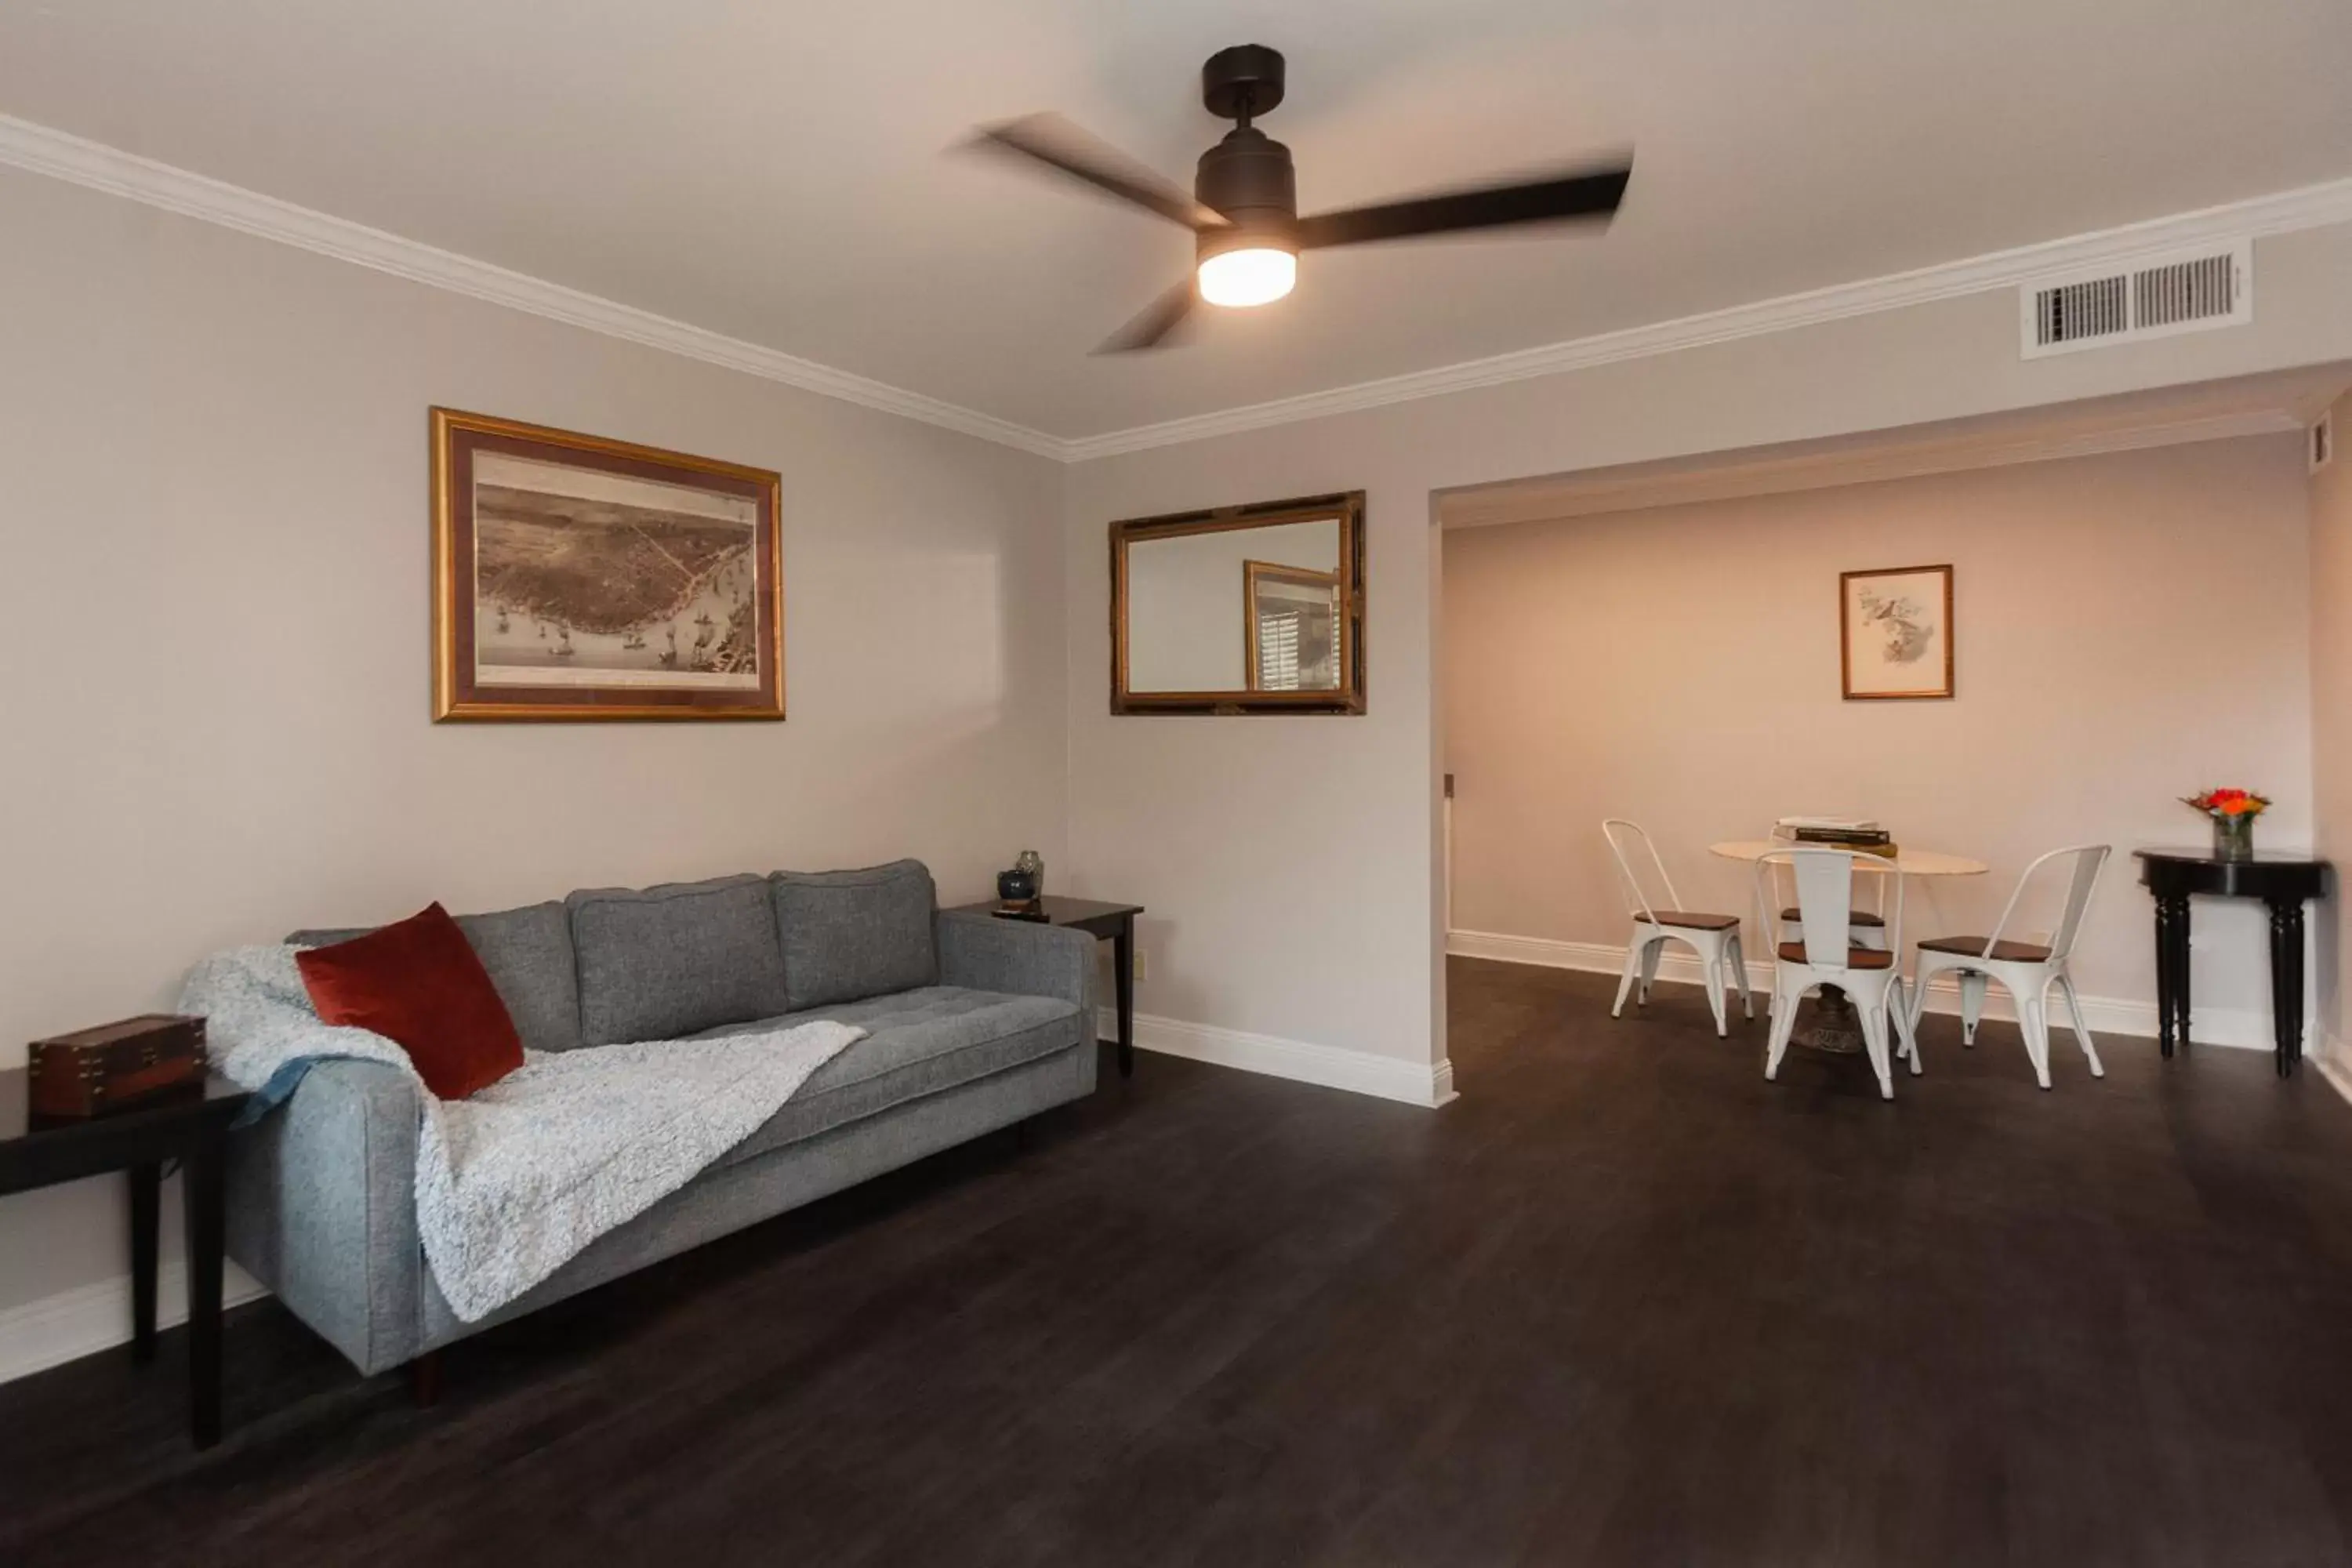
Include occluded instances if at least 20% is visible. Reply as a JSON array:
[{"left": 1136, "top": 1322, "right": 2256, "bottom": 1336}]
[
  {"left": 1197, "top": 45, "right": 1297, "bottom": 264},
  {"left": 1196, "top": 129, "right": 1297, "bottom": 261}
]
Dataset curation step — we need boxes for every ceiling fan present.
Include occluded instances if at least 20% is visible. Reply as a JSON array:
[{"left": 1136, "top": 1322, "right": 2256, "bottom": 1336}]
[{"left": 970, "top": 43, "right": 1632, "bottom": 353}]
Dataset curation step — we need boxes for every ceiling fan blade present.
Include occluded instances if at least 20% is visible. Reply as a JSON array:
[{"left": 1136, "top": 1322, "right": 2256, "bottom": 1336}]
[
  {"left": 969, "top": 113, "right": 1229, "bottom": 230},
  {"left": 1094, "top": 278, "right": 1200, "bottom": 354},
  {"left": 1294, "top": 160, "right": 1632, "bottom": 250}
]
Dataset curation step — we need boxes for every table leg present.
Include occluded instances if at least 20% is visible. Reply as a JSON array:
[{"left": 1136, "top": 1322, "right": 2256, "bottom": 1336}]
[
  {"left": 183, "top": 1137, "right": 226, "bottom": 1449},
  {"left": 2165, "top": 894, "right": 2194, "bottom": 1052},
  {"left": 2292, "top": 904, "right": 2309, "bottom": 1070},
  {"left": 2152, "top": 895, "right": 2178, "bottom": 1058},
  {"left": 128, "top": 1161, "right": 161, "bottom": 1365},
  {"left": 2268, "top": 898, "right": 2305, "bottom": 1079},
  {"left": 1113, "top": 916, "right": 1135, "bottom": 1080},
  {"left": 1796, "top": 985, "right": 1865, "bottom": 1054}
]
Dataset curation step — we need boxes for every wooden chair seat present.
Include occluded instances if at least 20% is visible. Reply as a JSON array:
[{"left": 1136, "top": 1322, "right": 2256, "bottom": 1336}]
[
  {"left": 1906, "top": 845, "right": 2114, "bottom": 1091},
  {"left": 1636, "top": 909, "right": 1740, "bottom": 931},
  {"left": 1776, "top": 942, "right": 1893, "bottom": 969},
  {"left": 1918, "top": 935, "right": 2053, "bottom": 964},
  {"left": 1781, "top": 906, "right": 1883, "bottom": 927}
]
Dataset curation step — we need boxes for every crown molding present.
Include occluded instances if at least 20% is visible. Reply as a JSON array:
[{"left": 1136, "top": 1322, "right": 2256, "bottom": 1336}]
[
  {"left": 5, "top": 110, "right": 2349, "bottom": 469},
  {"left": 1062, "top": 175, "right": 2352, "bottom": 461},
  {"left": 0, "top": 112, "right": 1067, "bottom": 459}
]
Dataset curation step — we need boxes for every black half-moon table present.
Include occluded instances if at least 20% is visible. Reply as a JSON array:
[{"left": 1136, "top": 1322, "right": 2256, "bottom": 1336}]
[{"left": 2134, "top": 848, "right": 2331, "bottom": 1077}]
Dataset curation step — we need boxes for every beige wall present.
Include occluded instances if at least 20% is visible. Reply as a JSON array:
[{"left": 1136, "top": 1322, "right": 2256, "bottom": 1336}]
[
  {"left": 1064, "top": 221, "right": 2352, "bottom": 1080},
  {"left": 0, "top": 168, "right": 1067, "bottom": 1323},
  {"left": 1443, "top": 437, "right": 2314, "bottom": 1017},
  {"left": 2314, "top": 392, "right": 2352, "bottom": 1064}
]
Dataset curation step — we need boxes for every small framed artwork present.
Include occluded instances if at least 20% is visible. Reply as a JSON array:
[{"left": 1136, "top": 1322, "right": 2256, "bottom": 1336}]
[
  {"left": 1840, "top": 564, "right": 1954, "bottom": 701},
  {"left": 432, "top": 408, "right": 783, "bottom": 721},
  {"left": 1243, "top": 561, "right": 1342, "bottom": 692}
]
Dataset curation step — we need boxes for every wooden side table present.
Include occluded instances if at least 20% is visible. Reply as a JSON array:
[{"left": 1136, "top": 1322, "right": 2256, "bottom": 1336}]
[
  {"left": 2135, "top": 849, "right": 2332, "bottom": 1077},
  {"left": 0, "top": 1069, "right": 250, "bottom": 1446},
  {"left": 948, "top": 896, "right": 1145, "bottom": 1078}
]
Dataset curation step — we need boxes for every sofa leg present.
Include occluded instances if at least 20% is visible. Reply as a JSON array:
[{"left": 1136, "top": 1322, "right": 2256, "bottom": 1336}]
[{"left": 408, "top": 1351, "right": 442, "bottom": 1409}]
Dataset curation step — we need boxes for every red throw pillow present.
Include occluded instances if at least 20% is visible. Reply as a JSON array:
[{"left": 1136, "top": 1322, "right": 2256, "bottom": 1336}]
[{"left": 296, "top": 903, "right": 524, "bottom": 1101}]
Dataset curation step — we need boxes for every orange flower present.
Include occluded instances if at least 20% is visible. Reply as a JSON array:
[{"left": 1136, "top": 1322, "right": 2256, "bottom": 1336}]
[{"left": 2184, "top": 786, "right": 2270, "bottom": 818}]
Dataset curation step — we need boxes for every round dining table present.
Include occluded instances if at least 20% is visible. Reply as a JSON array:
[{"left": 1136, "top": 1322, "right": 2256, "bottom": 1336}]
[
  {"left": 1708, "top": 841, "right": 1988, "bottom": 878},
  {"left": 1708, "top": 840, "right": 1989, "bottom": 1051}
]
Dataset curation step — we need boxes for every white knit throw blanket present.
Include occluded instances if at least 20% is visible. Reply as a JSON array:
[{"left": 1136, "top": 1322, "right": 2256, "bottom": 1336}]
[{"left": 180, "top": 945, "right": 862, "bottom": 1323}]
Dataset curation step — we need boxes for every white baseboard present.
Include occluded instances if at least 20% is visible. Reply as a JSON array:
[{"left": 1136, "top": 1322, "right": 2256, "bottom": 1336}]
[
  {"left": 2315, "top": 1051, "right": 2352, "bottom": 1110},
  {"left": 1446, "top": 928, "right": 2287, "bottom": 1051},
  {"left": 0, "top": 1261, "right": 267, "bottom": 1387},
  {"left": 1102, "top": 1008, "right": 1456, "bottom": 1109}
]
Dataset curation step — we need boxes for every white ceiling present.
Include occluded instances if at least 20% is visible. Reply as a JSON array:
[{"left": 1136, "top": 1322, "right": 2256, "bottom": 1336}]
[{"left": 2, "top": 1, "right": 2347, "bottom": 441}]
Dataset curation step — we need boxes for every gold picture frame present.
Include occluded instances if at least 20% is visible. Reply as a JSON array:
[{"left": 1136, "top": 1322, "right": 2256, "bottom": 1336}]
[
  {"left": 1840, "top": 563, "right": 1954, "bottom": 701},
  {"left": 431, "top": 408, "right": 785, "bottom": 721},
  {"left": 1109, "top": 491, "right": 1367, "bottom": 715}
]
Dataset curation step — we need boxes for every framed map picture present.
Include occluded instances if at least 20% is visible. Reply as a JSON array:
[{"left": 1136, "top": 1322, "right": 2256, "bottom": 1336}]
[
  {"left": 432, "top": 409, "right": 783, "bottom": 721},
  {"left": 1840, "top": 564, "right": 1954, "bottom": 700}
]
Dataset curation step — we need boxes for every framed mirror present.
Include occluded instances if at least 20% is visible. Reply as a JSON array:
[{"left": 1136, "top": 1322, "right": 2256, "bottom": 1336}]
[{"left": 1111, "top": 492, "right": 1366, "bottom": 715}]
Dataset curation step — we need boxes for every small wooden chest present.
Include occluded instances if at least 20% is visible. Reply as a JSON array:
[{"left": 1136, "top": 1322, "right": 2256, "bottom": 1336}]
[{"left": 27, "top": 1014, "right": 209, "bottom": 1120}]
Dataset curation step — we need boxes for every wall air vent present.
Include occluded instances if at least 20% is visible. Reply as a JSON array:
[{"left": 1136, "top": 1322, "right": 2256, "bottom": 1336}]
[{"left": 2020, "top": 239, "right": 2252, "bottom": 359}]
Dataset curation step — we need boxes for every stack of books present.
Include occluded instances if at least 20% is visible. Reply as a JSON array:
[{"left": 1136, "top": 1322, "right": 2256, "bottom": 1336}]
[{"left": 1776, "top": 817, "right": 1900, "bottom": 858}]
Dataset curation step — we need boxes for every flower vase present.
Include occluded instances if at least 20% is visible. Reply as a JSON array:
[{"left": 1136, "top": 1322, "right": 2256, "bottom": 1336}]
[{"left": 2212, "top": 813, "right": 2255, "bottom": 862}]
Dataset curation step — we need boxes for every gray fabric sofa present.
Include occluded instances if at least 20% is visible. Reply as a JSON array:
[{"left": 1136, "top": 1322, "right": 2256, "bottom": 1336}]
[{"left": 225, "top": 859, "right": 1095, "bottom": 1377}]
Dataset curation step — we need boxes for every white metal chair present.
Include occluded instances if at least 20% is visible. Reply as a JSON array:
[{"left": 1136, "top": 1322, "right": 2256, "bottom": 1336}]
[
  {"left": 1905, "top": 844, "right": 2112, "bottom": 1091},
  {"left": 1768, "top": 822, "right": 1889, "bottom": 951},
  {"left": 1767, "top": 826, "right": 1912, "bottom": 1047},
  {"left": 1753, "top": 848, "right": 1915, "bottom": 1100},
  {"left": 1603, "top": 819, "right": 1751, "bottom": 1037}
]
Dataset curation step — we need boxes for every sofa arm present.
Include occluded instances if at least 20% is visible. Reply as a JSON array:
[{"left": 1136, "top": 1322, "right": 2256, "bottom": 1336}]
[
  {"left": 223, "top": 1058, "right": 424, "bottom": 1376},
  {"left": 935, "top": 910, "right": 1096, "bottom": 1019}
]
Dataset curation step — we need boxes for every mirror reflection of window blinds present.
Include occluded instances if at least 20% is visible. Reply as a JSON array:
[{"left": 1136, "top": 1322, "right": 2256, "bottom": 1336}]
[{"left": 1258, "top": 612, "right": 1301, "bottom": 690}]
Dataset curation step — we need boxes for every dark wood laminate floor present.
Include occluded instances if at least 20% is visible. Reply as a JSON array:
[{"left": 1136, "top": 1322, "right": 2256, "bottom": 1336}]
[{"left": 7, "top": 959, "right": 2352, "bottom": 1566}]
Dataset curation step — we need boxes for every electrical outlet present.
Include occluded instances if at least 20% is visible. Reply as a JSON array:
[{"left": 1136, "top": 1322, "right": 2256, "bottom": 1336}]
[{"left": 1134, "top": 949, "right": 1149, "bottom": 982}]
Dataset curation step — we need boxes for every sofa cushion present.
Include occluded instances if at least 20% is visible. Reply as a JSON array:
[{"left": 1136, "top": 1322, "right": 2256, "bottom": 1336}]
[
  {"left": 288, "top": 901, "right": 582, "bottom": 1054},
  {"left": 295, "top": 904, "right": 524, "bottom": 1100},
  {"left": 454, "top": 902, "right": 583, "bottom": 1054},
  {"left": 771, "top": 861, "right": 938, "bottom": 1011},
  {"left": 567, "top": 875, "right": 790, "bottom": 1047},
  {"left": 695, "top": 985, "right": 1081, "bottom": 1164}
]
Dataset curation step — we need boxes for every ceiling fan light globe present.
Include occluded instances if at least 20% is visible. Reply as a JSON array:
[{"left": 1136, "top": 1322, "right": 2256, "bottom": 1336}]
[{"left": 1197, "top": 246, "right": 1297, "bottom": 308}]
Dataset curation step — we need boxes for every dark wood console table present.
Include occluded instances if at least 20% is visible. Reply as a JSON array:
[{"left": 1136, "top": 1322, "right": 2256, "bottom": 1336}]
[
  {"left": 0, "top": 1069, "right": 249, "bottom": 1446},
  {"left": 2135, "top": 849, "right": 2330, "bottom": 1078},
  {"left": 948, "top": 896, "right": 1143, "bottom": 1079}
]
